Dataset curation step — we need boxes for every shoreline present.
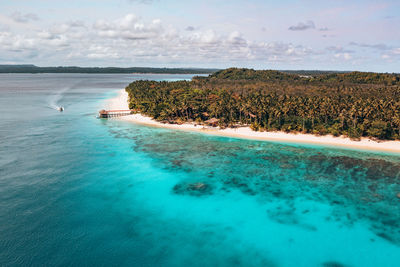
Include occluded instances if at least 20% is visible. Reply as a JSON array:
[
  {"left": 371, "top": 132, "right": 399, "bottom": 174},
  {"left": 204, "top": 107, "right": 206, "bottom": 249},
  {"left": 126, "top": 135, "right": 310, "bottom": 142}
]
[{"left": 105, "top": 89, "right": 400, "bottom": 154}]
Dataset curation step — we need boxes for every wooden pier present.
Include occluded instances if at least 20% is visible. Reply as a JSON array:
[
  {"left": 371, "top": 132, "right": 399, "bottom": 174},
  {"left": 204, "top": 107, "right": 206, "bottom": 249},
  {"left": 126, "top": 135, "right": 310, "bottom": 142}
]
[{"left": 98, "top": 109, "right": 132, "bottom": 118}]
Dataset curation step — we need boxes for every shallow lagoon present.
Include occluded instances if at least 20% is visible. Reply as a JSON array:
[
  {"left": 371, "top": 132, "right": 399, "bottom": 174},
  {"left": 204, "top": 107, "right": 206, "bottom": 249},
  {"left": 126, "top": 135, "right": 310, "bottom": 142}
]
[{"left": 0, "top": 74, "right": 399, "bottom": 266}]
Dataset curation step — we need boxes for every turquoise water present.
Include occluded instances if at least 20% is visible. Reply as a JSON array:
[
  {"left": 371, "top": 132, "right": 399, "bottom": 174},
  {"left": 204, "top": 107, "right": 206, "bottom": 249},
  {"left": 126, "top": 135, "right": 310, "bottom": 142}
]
[{"left": 1, "top": 74, "right": 400, "bottom": 267}]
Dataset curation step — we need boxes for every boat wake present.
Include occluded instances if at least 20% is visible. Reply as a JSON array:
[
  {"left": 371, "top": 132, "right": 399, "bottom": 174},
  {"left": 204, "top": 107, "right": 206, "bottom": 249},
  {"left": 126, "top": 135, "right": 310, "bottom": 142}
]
[{"left": 48, "top": 87, "right": 69, "bottom": 112}]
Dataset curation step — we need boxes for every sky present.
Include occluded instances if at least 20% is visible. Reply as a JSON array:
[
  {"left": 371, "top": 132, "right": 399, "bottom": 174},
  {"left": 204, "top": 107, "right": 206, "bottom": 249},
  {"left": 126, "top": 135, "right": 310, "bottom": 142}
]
[{"left": 0, "top": 0, "right": 399, "bottom": 72}]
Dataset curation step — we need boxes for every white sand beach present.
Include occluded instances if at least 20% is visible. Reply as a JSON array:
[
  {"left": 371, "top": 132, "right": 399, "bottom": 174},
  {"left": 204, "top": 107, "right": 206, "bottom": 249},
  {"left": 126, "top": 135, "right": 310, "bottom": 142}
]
[{"left": 106, "top": 89, "right": 400, "bottom": 153}]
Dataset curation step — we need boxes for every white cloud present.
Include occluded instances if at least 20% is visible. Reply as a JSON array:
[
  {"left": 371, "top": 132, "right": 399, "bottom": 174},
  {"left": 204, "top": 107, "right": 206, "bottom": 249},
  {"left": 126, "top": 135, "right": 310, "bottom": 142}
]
[
  {"left": 87, "top": 45, "right": 120, "bottom": 59},
  {"left": 326, "top": 46, "right": 354, "bottom": 54},
  {"left": 10, "top": 12, "right": 39, "bottom": 23},
  {"left": 0, "top": 13, "right": 334, "bottom": 66},
  {"left": 381, "top": 48, "right": 400, "bottom": 62},
  {"left": 0, "top": 31, "right": 36, "bottom": 51},
  {"left": 94, "top": 14, "right": 163, "bottom": 40},
  {"left": 334, "top": 53, "right": 352, "bottom": 60}
]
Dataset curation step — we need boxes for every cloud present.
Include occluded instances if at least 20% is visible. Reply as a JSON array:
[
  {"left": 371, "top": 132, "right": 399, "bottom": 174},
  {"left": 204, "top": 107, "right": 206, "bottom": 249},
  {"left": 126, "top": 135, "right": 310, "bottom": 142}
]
[
  {"left": 87, "top": 45, "right": 120, "bottom": 59},
  {"left": 384, "top": 15, "right": 396, "bottom": 19},
  {"left": 349, "top": 42, "right": 390, "bottom": 51},
  {"left": 334, "top": 53, "right": 352, "bottom": 61},
  {"left": 0, "top": 23, "right": 10, "bottom": 31},
  {"left": 185, "top": 26, "right": 195, "bottom": 31},
  {"left": 94, "top": 14, "right": 163, "bottom": 40},
  {"left": 127, "top": 0, "right": 157, "bottom": 4},
  {"left": 381, "top": 48, "right": 400, "bottom": 62},
  {"left": 69, "top": 20, "right": 86, "bottom": 28},
  {"left": 10, "top": 12, "right": 39, "bottom": 23},
  {"left": 288, "top": 21, "right": 315, "bottom": 31},
  {"left": 0, "top": 13, "right": 328, "bottom": 66},
  {"left": 326, "top": 46, "right": 354, "bottom": 53},
  {"left": 0, "top": 31, "right": 37, "bottom": 52},
  {"left": 228, "top": 31, "right": 247, "bottom": 46},
  {"left": 348, "top": 42, "right": 399, "bottom": 62}
]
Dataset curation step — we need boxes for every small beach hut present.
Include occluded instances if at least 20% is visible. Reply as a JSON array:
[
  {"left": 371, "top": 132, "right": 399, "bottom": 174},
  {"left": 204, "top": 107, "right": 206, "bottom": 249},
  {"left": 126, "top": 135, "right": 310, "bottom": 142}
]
[
  {"left": 205, "top": 118, "right": 219, "bottom": 127},
  {"left": 99, "top": 109, "right": 108, "bottom": 118}
]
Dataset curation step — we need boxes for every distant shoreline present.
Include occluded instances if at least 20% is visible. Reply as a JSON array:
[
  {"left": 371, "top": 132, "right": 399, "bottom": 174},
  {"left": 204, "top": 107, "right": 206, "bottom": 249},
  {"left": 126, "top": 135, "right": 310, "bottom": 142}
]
[
  {"left": 0, "top": 65, "right": 218, "bottom": 74},
  {"left": 106, "top": 89, "right": 400, "bottom": 154},
  {"left": 0, "top": 72, "right": 210, "bottom": 75}
]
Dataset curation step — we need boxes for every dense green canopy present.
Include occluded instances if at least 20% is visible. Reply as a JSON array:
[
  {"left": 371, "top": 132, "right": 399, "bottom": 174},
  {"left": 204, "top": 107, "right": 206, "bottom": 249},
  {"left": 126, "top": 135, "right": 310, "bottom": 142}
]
[{"left": 126, "top": 68, "right": 400, "bottom": 140}]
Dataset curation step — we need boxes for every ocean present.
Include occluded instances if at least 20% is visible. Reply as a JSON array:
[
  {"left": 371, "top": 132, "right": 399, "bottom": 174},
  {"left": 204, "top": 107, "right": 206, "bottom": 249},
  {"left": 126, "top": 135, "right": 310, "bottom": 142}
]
[{"left": 0, "top": 73, "right": 400, "bottom": 267}]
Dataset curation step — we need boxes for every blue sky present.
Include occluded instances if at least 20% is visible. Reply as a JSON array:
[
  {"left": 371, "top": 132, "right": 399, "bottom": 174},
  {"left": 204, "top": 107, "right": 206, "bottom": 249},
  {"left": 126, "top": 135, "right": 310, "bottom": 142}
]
[{"left": 0, "top": 0, "right": 399, "bottom": 72}]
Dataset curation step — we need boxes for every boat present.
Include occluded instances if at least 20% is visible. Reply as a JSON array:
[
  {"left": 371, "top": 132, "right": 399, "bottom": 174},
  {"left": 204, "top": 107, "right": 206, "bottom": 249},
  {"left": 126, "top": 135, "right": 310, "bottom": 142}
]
[{"left": 58, "top": 106, "right": 64, "bottom": 112}]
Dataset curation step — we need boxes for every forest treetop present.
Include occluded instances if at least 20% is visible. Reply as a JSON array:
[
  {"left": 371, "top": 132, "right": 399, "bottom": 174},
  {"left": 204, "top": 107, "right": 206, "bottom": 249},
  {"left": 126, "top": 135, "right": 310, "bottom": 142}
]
[
  {"left": 206, "top": 68, "right": 400, "bottom": 85},
  {"left": 126, "top": 68, "right": 400, "bottom": 140}
]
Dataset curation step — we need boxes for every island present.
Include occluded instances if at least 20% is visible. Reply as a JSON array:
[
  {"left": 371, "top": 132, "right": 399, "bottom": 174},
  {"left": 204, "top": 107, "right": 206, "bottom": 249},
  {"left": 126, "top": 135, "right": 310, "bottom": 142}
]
[
  {"left": 125, "top": 68, "right": 400, "bottom": 139},
  {"left": 104, "top": 68, "right": 400, "bottom": 152}
]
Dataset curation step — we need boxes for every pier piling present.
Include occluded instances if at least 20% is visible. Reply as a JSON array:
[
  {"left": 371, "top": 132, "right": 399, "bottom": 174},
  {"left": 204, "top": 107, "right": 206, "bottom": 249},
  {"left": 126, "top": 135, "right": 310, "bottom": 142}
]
[{"left": 98, "top": 109, "right": 132, "bottom": 118}]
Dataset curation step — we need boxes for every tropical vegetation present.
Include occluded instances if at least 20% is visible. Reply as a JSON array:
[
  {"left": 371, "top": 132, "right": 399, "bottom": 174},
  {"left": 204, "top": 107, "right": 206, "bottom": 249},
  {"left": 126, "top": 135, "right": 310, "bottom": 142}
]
[{"left": 126, "top": 68, "right": 400, "bottom": 140}]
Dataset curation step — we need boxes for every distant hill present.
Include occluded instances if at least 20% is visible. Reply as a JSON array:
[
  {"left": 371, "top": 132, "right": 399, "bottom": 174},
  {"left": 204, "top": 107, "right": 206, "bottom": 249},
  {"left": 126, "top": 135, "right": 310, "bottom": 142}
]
[{"left": 0, "top": 65, "right": 219, "bottom": 74}]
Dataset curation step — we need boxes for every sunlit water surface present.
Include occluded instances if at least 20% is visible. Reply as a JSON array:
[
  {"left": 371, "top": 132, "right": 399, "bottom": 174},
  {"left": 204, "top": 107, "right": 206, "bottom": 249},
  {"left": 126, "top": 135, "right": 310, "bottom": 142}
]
[{"left": 1, "top": 74, "right": 400, "bottom": 267}]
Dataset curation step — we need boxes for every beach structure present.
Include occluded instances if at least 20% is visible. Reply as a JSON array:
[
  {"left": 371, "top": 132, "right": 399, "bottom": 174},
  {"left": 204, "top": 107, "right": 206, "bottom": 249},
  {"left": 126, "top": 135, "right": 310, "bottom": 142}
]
[
  {"left": 205, "top": 118, "right": 219, "bottom": 127},
  {"left": 98, "top": 109, "right": 132, "bottom": 118}
]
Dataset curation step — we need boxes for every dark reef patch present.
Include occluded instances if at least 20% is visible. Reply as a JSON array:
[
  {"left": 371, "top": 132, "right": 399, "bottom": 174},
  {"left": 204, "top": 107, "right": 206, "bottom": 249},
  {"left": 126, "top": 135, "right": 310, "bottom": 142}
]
[
  {"left": 173, "top": 182, "right": 214, "bottom": 196},
  {"left": 322, "top": 261, "right": 350, "bottom": 267},
  {"left": 267, "top": 206, "right": 298, "bottom": 225},
  {"left": 376, "top": 232, "right": 397, "bottom": 244}
]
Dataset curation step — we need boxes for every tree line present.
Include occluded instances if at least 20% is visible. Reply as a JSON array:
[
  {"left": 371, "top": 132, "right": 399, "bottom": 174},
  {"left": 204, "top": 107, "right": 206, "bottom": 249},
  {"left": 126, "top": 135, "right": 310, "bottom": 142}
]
[
  {"left": 0, "top": 65, "right": 218, "bottom": 74},
  {"left": 126, "top": 68, "right": 400, "bottom": 140}
]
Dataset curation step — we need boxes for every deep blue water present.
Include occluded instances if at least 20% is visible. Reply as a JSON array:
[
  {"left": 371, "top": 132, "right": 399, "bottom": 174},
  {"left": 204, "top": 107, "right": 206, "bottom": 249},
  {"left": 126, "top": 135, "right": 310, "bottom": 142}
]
[{"left": 1, "top": 74, "right": 400, "bottom": 267}]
